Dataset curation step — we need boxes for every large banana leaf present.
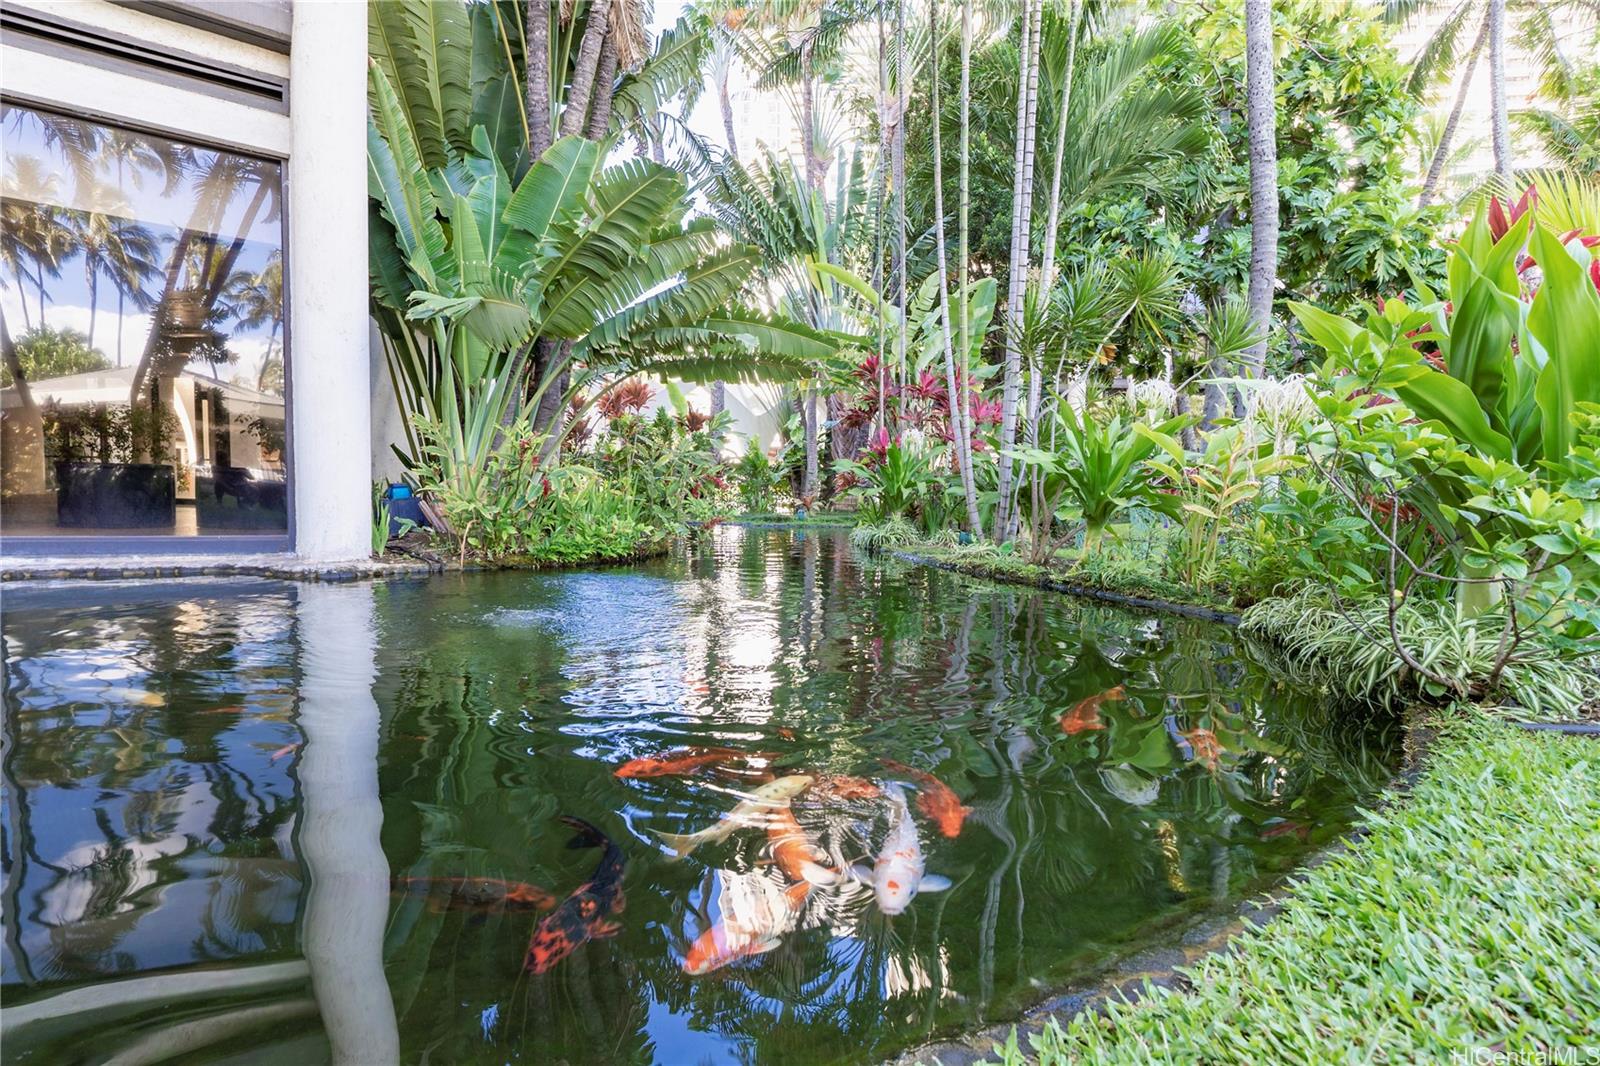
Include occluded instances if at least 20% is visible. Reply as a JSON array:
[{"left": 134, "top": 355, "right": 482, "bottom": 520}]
[
  {"left": 399, "top": 0, "right": 473, "bottom": 161},
  {"left": 496, "top": 136, "right": 601, "bottom": 277},
  {"left": 367, "top": 63, "right": 453, "bottom": 292}
]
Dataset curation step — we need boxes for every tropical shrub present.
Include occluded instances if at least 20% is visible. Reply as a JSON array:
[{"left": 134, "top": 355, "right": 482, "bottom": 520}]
[
  {"left": 1008, "top": 403, "right": 1190, "bottom": 564},
  {"left": 733, "top": 447, "right": 783, "bottom": 515}
]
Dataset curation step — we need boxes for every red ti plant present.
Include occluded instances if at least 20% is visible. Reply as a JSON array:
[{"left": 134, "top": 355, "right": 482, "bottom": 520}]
[{"left": 596, "top": 378, "right": 654, "bottom": 420}]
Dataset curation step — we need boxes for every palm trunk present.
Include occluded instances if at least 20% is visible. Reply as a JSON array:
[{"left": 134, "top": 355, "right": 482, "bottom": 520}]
[
  {"left": 800, "top": 47, "right": 822, "bottom": 490},
  {"left": 800, "top": 52, "right": 823, "bottom": 190},
  {"left": 1242, "top": 0, "right": 1278, "bottom": 380},
  {"left": 585, "top": 38, "right": 619, "bottom": 140},
  {"left": 1488, "top": 0, "right": 1512, "bottom": 179},
  {"left": 958, "top": 0, "right": 978, "bottom": 536},
  {"left": 929, "top": 0, "right": 980, "bottom": 535},
  {"left": 561, "top": 0, "right": 615, "bottom": 138},
  {"left": 717, "top": 72, "right": 738, "bottom": 157},
  {"left": 894, "top": 0, "right": 908, "bottom": 397},
  {"left": 1420, "top": 11, "right": 1489, "bottom": 208},
  {"left": 996, "top": 0, "right": 1043, "bottom": 542},
  {"left": 1038, "top": 0, "right": 1081, "bottom": 289},
  {"left": 86, "top": 265, "right": 99, "bottom": 352},
  {"left": 526, "top": 0, "right": 552, "bottom": 159},
  {"left": 802, "top": 387, "right": 819, "bottom": 501}
]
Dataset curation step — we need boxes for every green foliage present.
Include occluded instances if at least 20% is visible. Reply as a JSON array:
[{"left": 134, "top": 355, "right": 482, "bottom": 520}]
[
  {"left": 988, "top": 718, "right": 1600, "bottom": 1064},
  {"left": 1, "top": 325, "right": 110, "bottom": 387},
  {"left": 1143, "top": 426, "right": 1286, "bottom": 590},
  {"left": 835, "top": 439, "right": 943, "bottom": 525},
  {"left": 1241, "top": 587, "right": 1598, "bottom": 715},
  {"left": 733, "top": 446, "right": 783, "bottom": 515},
  {"left": 848, "top": 516, "right": 919, "bottom": 553},
  {"left": 1009, "top": 404, "right": 1190, "bottom": 561},
  {"left": 41, "top": 400, "right": 177, "bottom": 466}
]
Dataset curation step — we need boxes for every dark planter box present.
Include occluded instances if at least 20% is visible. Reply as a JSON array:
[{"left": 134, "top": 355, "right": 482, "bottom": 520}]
[{"left": 55, "top": 461, "right": 176, "bottom": 529}]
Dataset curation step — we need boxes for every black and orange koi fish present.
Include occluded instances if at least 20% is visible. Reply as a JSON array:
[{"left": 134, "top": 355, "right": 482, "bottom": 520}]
[{"left": 523, "top": 817, "right": 626, "bottom": 975}]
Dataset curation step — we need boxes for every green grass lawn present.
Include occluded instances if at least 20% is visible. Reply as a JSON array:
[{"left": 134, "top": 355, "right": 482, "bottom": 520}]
[{"left": 988, "top": 717, "right": 1600, "bottom": 1064}]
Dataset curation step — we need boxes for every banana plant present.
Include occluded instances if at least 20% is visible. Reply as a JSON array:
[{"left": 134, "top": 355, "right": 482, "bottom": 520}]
[{"left": 367, "top": 61, "right": 837, "bottom": 490}]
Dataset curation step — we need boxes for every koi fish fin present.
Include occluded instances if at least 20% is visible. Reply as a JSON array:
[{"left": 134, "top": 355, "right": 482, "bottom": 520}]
[
  {"left": 800, "top": 861, "right": 840, "bottom": 886},
  {"left": 919, "top": 875, "right": 952, "bottom": 893},
  {"left": 751, "top": 937, "right": 783, "bottom": 956},
  {"left": 651, "top": 830, "right": 699, "bottom": 859},
  {"left": 847, "top": 863, "right": 875, "bottom": 883},
  {"left": 591, "top": 920, "right": 623, "bottom": 939},
  {"left": 559, "top": 816, "right": 608, "bottom": 850}
]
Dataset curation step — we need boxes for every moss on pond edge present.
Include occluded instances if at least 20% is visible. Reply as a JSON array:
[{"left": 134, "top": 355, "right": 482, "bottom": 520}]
[{"left": 893, "top": 716, "right": 1600, "bottom": 1066}]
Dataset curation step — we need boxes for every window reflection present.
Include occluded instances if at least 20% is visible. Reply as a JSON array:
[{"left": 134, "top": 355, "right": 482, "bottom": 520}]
[{"left": 1, "top": 105, "right": 287, "bottom": 537}]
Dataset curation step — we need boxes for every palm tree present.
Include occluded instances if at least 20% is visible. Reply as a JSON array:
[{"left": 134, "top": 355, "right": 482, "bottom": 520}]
[
  {"left": 1388, "top": 0, "right": 1593, "bottom": 187},
  {"left": 1418, "top": 11, "right": 1490, "bottom": 207},
  {"left": 928, "top": 0, "right": 981, "bottom": 535},
  {"left": 67, "top": 181, "right": 161, "bottom": 355},
  {"left": 224, "top": 250, "right": 284, "bottom": 394},
  {"left": 996, "top": 0, "right": 1044, "bottom": 542},
  {"left": 1242, "top": 0, "right": 1278, "bottom": 379},
  {"left": 1487, "top": 0, "right": 1511, "bottom": 177}
]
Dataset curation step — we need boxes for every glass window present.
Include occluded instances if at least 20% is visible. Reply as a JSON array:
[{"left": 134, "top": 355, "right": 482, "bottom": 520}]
[{"left": 2, "top": 104, "right": 287, "bottom": 539}]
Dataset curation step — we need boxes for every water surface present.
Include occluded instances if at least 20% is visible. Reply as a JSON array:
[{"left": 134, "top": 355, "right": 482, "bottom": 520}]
[{"left": 1, "top": 528, "right": 1394, "bottom": 1064}]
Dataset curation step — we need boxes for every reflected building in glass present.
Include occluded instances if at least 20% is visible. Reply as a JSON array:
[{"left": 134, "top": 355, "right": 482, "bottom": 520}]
[{"left": 1, "top": 105, "right": 288, "bottom": 538}]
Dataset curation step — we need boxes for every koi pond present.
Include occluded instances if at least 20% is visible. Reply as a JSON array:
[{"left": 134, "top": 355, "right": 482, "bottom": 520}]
[{"left": 1, "top": 527, "right": 1396, "bottom": 1064}]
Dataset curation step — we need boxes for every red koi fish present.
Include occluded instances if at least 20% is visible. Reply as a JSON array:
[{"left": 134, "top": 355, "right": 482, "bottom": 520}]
[
  {"left": 391, "top": 876, "right": 558, "bottom": 913},
  {"left": 524, "top": 817, "right": 626, "bottom": 975},
  {"left": 881, "top": 759, "right": 972, "bottom": 839},
  {"left": 1260, "top": 819, "right": 1310, "bottom": 842},
  {"left": 1059, "top": 686, "right": 1126, "bottom": 735},
  {"left": 614, "top": 746, "right": 750, "bottom": 779},
  {"left": 269, "top": 743, "right": 300, "bottom": 763}
]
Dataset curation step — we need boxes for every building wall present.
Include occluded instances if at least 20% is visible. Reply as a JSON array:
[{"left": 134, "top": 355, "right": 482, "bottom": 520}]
[{"left": 2, "top": 0, "right": 371, "bottom": 560}]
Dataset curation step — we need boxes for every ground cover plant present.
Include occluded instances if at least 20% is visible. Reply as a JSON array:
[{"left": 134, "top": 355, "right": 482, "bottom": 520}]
[{"left": 982, "top": 715, "right": 1600, "bottom": 1064}]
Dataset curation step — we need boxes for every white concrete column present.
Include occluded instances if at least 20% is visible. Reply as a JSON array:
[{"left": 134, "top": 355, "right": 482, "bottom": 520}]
[
  {"left": 288, "top": 0, "right": 371, "bottom": 562},
  {"left": 295, "top": 583, "right": 399, "bottom": 1064}
]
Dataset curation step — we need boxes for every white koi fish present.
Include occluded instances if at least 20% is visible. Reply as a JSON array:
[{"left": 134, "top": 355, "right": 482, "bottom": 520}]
[
  {"left": 653, "top": 775, "right": 814, "bottom": 858},
  {"left": 851, "top": 783, "right": 951, "bottom": 914}
]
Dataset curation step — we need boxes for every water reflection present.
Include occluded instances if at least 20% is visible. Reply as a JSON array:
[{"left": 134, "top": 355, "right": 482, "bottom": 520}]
[{"left": 1, "top": 530, "right": 1397, "bottom": 1064}]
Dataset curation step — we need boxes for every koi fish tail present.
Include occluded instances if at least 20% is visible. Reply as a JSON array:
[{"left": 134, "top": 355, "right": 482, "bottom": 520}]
[
  {"left": 650, "top": 829, "right": 699, "bottom": 859},
  {"left": 799, "top": 860, "right": 839, "bottom": 886},
  {"left": 559, "top": 816, "right": 608, "bottom": 850}
]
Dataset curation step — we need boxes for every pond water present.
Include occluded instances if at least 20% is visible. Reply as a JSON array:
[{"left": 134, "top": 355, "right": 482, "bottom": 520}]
[{"left": 1, "top": 527, "right": 1396, "bottom": 1064}]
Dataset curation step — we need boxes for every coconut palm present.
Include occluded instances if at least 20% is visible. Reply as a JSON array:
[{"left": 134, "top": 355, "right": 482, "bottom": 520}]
[
  {"left": 1242, "top": 0, "right": 1277, "bottom": 379},
  {"left": 1388, "top": 0, "right": 1595, "bottom": 186},
  {"left": 224, "top": 250, "right": 285, "bottom": 394},
  {"left": 65, "top": 182, "right": 161, "bottom": 354}
]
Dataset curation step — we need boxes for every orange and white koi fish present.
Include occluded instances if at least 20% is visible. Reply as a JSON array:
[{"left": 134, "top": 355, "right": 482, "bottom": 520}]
[
  {"left": 880, "top": 759, "right": 971, "bottom": 839},
  {"left": 1059, "top": 686, "right": 1126, "bottom": 735},
  {"left": 614, "top": 746, "right": 750, "bottom": 779},
  {"left": 765, "top": 808, "right": 839, "bottom": 885},
  {"left": 524, "top": 817, "right": 626, "bottom": 975},
  {"left": 683, "top": 874, "right": 811, "bottom": 975},
  {"left": 652, "top": 775, "right": 814, "bottom": 858},
  {"left": 849, "top": 784, "right": 951, "bottom": 915}
]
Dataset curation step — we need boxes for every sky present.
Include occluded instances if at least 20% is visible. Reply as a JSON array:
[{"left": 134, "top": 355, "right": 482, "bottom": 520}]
[{"left": 2, "top": 104, "right": 282, "bottom": 386}]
